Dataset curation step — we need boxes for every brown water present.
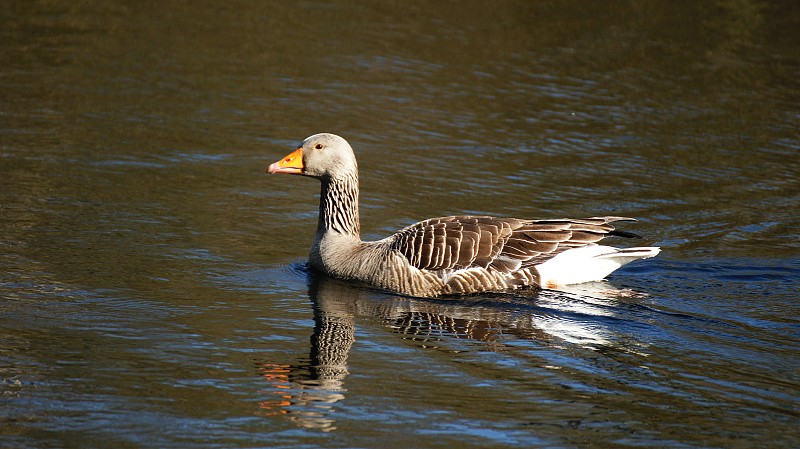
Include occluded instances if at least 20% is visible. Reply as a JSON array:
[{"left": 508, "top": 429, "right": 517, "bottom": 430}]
[{"left": 2, "top": 1, "right": 799, "bottom": 448}]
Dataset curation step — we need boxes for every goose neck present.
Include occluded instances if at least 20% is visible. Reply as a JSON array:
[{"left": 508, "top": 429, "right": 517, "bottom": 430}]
[{"left": 317, "top": 173, "right": 360, "bottom": 238}]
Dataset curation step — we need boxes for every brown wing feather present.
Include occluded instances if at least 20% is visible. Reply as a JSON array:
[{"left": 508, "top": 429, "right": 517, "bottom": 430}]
[
  {"left": 512, "top": 217, "right": 638, "bottom": 266},
  {"left": 390, "top": 216, "right": 637, "bottom": 272}
]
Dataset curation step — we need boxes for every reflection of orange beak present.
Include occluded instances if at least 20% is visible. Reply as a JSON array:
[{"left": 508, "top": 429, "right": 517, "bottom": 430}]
[{"left": 267, "top": 148, "right": 304, "bottom": 174}]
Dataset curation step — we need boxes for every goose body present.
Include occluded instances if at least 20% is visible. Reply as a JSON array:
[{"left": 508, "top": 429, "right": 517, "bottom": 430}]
[{"left": 268, "top": 133, "right": 660, "bottom": 298}]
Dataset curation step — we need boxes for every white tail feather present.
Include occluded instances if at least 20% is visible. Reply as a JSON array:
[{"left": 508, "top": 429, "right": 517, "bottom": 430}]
[{"left": 535, "top": 244, "right": 660, "bottom": 288}]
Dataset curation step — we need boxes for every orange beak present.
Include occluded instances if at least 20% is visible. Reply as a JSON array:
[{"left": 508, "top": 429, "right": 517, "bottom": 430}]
[{"left": 267, "top": 148, "right": 304, "bottom": 175}]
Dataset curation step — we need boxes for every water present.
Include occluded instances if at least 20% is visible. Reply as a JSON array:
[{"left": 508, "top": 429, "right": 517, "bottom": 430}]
[{"left": 2, "top": 1, "right": 799, "bottom": 448}]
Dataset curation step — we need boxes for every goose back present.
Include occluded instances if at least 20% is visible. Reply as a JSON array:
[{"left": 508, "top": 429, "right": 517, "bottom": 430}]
[{"left": 380, "top": 215, "right": 642, "bottom": 296}]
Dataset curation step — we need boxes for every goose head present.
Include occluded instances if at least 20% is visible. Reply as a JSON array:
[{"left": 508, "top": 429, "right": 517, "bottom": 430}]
[{"left": 267, "top": 133, "right": 358, "bottom": 180}]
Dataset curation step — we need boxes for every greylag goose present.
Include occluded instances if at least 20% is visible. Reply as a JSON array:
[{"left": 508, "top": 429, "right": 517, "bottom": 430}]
[{"left": 268, "top": 133, "right": 660, "bottom": 298}]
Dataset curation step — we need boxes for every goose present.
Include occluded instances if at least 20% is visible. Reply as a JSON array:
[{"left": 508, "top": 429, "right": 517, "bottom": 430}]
[{"left": 267, "top": 133, "right": 660, "bottom": 298}]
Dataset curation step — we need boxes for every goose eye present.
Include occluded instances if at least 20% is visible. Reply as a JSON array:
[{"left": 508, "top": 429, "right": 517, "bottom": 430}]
[{"left": 314, "top": 143, "right": 324, "bottom": 150}]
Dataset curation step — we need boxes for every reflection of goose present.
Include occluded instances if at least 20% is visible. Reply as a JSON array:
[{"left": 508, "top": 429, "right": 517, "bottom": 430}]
[
  {"left": 267, "top": 133, "right": 660, "bottom": 297},
  {"left": 256, "top": 267, "right": 650, "bottom": 430},
  {"left": 257, "top": 272, "right": 355, "bottom": 431}
]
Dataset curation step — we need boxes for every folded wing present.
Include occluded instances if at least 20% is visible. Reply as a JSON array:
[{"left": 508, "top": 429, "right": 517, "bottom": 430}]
[{"left": 389, "top": 216, "right": 640, "bottom": 276}]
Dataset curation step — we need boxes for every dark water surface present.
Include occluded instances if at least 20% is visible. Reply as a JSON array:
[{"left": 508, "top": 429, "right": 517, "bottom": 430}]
[{"left": 2, "top": 1, "right": 799, "bottom": 448}]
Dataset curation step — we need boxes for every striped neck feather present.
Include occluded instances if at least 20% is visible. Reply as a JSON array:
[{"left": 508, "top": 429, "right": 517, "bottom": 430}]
[{"left": 318, "top": 173, "right": 360, "bottom": 238}]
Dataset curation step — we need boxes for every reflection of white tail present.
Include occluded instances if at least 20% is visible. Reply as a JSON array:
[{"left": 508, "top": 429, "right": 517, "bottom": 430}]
[{"left": 535, "top": 244, "right": 661, "bottom": 289}]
